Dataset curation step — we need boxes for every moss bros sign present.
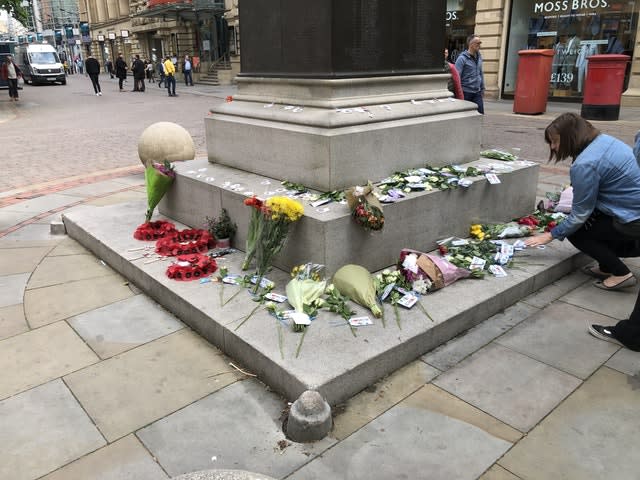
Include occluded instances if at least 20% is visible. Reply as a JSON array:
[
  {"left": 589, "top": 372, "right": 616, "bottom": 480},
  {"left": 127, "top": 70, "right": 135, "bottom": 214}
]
[{"left": 534, "top": 0, "right": 609, "bottom": 13}]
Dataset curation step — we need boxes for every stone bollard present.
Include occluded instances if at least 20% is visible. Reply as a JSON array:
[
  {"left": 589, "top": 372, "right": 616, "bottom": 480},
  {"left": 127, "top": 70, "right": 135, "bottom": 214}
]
[
  {"left": 285, "top": 390, "right": 332, "bottom": 442},
  {"left": 137, "top": 121, "right": 195, "bottom": 168},
  {"left": 171, "top": 469, "right": 277, "bottom": 480}
]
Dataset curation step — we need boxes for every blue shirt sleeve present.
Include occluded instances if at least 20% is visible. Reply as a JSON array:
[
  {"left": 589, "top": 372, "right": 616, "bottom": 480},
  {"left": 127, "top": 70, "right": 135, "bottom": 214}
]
[
  {"left": 551, "top": 162, "right": 600, "bottom": 240},
  {"left": 634, "top": 130, "right": 640, "bottom": 163}
]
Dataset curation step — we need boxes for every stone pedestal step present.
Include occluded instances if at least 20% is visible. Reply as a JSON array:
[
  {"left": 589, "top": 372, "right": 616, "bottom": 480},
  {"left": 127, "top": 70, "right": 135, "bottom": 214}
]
[{"left": 159, "top": 157, "right": 540, "bottom": 275}]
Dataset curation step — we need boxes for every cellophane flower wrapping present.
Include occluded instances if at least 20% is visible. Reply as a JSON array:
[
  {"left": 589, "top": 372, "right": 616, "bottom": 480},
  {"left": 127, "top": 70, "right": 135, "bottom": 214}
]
[
  {"left": 332, "top": 264, "right": 382, "bottom": 317},
  {"left": 252, "top": 196, "right": 304, "bottom": 285},
  {"left": 241, "top": 196, "right": 264, "bottom": 270},
  {"left": 145, "top": 161, "right": 176, "bottom": 222},
  {"left": 286, "top": 263, "right": 327, "bottom": 315},
  {"left": 346, "top": 183, "right": 385, "bottom": 231},
  {"left": 398, "top": 248, "right": 470, "bottom": 291}
]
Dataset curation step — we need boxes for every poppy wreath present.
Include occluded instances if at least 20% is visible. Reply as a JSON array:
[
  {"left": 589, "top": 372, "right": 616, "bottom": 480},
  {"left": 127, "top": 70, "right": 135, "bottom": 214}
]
[
  {"left": 166, "top": 253, "right": 218, "bottom": 281},
  {"left": 134, "top": 220, "right": 177, "bottom": 241},
  {"left": 155, "top": 229, "right": 215, "bottom": 257}
]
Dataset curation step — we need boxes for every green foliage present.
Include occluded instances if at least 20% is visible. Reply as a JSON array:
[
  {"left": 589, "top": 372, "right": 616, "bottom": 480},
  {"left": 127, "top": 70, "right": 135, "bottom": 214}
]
[{"left": 2, "top": 0, "right": 29, "bottom": 26}]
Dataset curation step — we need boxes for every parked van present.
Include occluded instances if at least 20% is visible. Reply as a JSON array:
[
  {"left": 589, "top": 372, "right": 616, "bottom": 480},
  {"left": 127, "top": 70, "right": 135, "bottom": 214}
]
[{"left": 15, "top": 43, "right": 66, "bottom": 85}]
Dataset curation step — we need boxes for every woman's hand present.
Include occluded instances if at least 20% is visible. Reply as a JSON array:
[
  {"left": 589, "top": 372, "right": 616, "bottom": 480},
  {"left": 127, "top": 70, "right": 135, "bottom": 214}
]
[{"left": 524, "top": 232, "right": 554, "bottom": 247}]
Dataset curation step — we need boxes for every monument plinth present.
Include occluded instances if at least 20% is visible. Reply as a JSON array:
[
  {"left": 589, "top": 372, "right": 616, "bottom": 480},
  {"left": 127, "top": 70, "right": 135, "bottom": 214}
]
[{"left": 203, "top": 0, "right": 482, "bottom": 192}]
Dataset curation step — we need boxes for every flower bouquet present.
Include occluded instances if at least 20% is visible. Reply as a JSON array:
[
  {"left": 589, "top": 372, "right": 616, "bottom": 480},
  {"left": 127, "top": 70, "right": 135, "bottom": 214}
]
[
  {"left": 144, "top": 160, "right": 176, "bottom": 222},
  {"left": 252, "top": 196, "right": 304, "bottom": 292},
  {"left": 332, "top": 264, "right": 382, "bottom": 318},
  {"left": 286, "top": 263, "right": 327, "bottom": 320},
  {"left": 469, "top": 223, "right": 532, "bottom": 240},
  {"left": 346, "top": 183, "right": 384, "bottom": 231},
  {"left": 241, "top": 196, "right": 264, "bottom": 270},
  {"left": 398, "top": 248, "right": 470, "bottom": 291}
]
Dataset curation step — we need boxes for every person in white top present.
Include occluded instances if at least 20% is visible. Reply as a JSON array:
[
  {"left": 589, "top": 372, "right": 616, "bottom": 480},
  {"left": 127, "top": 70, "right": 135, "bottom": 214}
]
[{"left": 1, "top": 55, "right": 22, "bottom": 101}]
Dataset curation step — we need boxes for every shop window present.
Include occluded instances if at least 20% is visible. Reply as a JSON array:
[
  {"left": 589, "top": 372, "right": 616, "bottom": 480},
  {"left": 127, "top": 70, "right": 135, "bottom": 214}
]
[
  {"left": 504, "top": 0, "right": 637, "bottom": 100},
  {"left": 445, "top": 0, "right": 477, "bottom": 63}
]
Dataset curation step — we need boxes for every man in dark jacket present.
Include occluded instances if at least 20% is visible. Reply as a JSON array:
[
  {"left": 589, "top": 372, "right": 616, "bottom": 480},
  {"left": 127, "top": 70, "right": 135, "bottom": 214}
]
[
  {"left": 84, "top": 55, "right": 102, "bottom": 96},
  {"left": 115, "top": 53, "right": 127, "bottom": 92},
  {"left": 132, "top": 55, "right": 145, "bottom": 92}
]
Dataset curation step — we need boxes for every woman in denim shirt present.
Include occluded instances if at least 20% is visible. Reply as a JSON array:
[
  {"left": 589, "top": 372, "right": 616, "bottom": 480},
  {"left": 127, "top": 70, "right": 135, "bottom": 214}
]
[{"left": 525, "top": 113, "right": 640, "bottom": 292}]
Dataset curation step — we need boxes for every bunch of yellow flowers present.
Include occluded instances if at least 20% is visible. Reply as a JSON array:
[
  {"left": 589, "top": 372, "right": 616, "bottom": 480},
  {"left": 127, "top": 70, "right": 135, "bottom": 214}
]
[
  {"left": 265, "top": 196, "right": 304, "bottom": 222},
  {"left": 470, "top": 224, "right": 486, "bottom": 240}
]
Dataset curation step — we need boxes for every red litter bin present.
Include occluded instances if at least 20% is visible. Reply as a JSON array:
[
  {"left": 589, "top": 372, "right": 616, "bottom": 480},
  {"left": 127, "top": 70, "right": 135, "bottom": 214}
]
[
  {"left": 513, "top": 49, "right": 554, "bottom": 115},
  {"left": 581, "top": 54, "right": 630, "bottom": 121}
]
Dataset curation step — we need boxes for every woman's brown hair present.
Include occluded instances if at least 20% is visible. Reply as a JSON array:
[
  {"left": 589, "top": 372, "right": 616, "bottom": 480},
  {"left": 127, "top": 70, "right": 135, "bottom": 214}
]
[{"left": 544, "top": 112, "right": 600, "bottom": 163}]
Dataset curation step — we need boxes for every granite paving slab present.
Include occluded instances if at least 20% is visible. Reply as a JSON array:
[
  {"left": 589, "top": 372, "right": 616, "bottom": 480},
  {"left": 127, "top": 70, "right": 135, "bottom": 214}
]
[
  {"left": 289, "top": 386, "right": 513, "bottom": 480},
  {"left": 2, "top": 223, "right": 63, "bottom": 241},
  {"left": 433, "top": 343, "right": 582, "bottom": 432},
  {"left": 68, "top": 294, "right": 184, "bottom": 359},
  {"left": 496, "top": 302, "right": 620, "bottom": 379},
  {"left": 28, "top": 253, "right": 115, "bottom": 289},
  {"left": 64, "top": 329, "right": 243, "bottom": 442},
  {"left": 561, "top": 265, "right": 639, "bottom": 320},
  {"left": 0, "top": 321, "right": 99, "bottom": 400},
  {"left": 63, "top": 201, "right": 584, "bottom": 406},
  {"left": 0, "top": 272, "right": 29, "bottom": 308},
  {"left": 605, "top": 348, "right": 640, "bottom": 378},
  {"left": 84, "top": 189, "right": 147, "bottom": 207},
  {"left": 48, "top": 237, "right": 92, "bottom": 256},
  {"left": 0, "top": 246, "right": 52, "bottom": 275},
  {"left": 331, "top": 360, "right": 439, "bottom": 440},
  {"left": 2, "top": 192, "right": 77, "bottom": 215},
  {"left": 24, "top": 274, "right": 135, "bottom": 328},
  {"left": 499, "top": 367, "right": 640, "bottom": 480},
  {"left": 137, "top": 380, "right": 336, "bottom": 479},
  {"left": 40, "top": 434, "right": 169, "bottom": 480},
  {"left": 56, "top": 179, "right": 138, "bottom": 198},
  {"left": 0, "top": 303, "right": 28, "bottom": 341},
  {"left": 478, "top": 465, "right": 521, "bottom": 480},
  {"left": 422, "top": 301, "right": 538, "bottom": 372},
  {"left": 0, "top": 379, "right": 106, "bottom": 480},
  {"left": 0, "top": 209, "right": 36, "bottom": 230}
]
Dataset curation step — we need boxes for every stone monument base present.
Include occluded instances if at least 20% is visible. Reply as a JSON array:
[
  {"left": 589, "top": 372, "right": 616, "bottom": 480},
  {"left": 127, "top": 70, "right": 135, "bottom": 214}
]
[
  {"left": 206, "top": 75, "right": 482, "bottom": 192},
  {"left": 159, "top": 158, "right": 539, "bottom": 275}
]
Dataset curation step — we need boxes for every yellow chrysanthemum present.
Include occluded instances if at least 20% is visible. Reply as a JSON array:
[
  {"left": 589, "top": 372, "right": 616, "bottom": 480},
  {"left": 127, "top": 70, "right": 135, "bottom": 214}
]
[{"left": 266, "top": 196, "right": 304, "bottom": 222}]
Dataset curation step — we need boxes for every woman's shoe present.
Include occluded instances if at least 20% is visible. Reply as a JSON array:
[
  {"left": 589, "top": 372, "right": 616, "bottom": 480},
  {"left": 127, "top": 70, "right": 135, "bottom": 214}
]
[
  {"left": 594, "top": 274, "right": 637, "bottom": 291},
  {"left": 581, "top": 265, "right": 611, "bottom": 280}
]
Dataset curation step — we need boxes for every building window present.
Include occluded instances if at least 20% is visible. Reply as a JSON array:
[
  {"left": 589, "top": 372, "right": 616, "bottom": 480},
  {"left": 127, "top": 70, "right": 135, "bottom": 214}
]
[{"left": 504, "top": 0, "right": 638, "bottom": 99}]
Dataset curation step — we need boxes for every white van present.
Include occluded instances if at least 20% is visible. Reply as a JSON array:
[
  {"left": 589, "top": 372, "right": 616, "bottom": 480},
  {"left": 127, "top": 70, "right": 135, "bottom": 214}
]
[{"left": 16, "top": 43, "right": 66, "bottom": 85}]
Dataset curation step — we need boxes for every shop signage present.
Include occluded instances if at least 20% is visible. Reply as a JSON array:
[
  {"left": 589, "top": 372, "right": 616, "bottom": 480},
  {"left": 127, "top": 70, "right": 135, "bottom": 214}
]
[{"left": 534, "top": 0, "right": 609, "bottom": 14}]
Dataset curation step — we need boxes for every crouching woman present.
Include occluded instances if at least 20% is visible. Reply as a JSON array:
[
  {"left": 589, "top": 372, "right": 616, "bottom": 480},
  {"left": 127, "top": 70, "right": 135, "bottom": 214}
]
[{"left": 525, "top": 113, "right": 640, "bottom": 291}]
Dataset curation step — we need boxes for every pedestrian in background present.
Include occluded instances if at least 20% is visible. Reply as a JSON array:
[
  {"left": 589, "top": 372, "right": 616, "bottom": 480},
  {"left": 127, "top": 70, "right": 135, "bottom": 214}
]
[
  {"left": 444, "top": 48, "right": 463, "bottom": 100},
  {"left": 1, "top": 54, "right": 22, "bottom": 102},
  {"left": 157, "top": 60, "right": 165, "bottom": 88},
  {"left": 84, "top": 54, "right": 102, "bottom": 96},
  {"left": 105, "top": 58, "right": 114, "bottom": 79},
  {"left": 183, "top": 54, "right": 193, "bottom": 86},
  {"left": 525, "top": 113, "right": 640, "bottom": 293},
  {"left": 132, "top": 55, "right": 145, "bottom": 92},
  {"left": 163, "top": 55, "right": 177, "bottom": 97},
  {"left": 115, "top": 53, "right": 127, "bottom": 92},
  {"left": 455, "top": 34, "right": 485, "bottom": 114},
  {"left": 146, "top": 60, "right": 155, "bottom": 83}
]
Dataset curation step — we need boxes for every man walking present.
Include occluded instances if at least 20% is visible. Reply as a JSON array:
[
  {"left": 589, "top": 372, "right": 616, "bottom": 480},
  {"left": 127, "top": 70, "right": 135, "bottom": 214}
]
[
  {"left": 163, "top": 55, "right": 177, "bottom": 97},
  {"left": 183, "top": 54, "right": 193, "bottom": 86},
  {"left": 85, "top": 54, "right": 102, "bottom": 96},
  {"left": 1, "top": 55, "right": 22, "bottom": 101},
  {"left": 455, "top": 34, "right": 485, "bottom": 114}
]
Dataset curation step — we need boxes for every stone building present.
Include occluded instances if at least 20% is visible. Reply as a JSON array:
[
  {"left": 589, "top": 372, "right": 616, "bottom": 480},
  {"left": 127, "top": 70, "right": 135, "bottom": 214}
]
[
  {"left": 79, "top": 0, "right": 237, "bottom": 81},
  {"left": 78, "top": 0, "right": 640, "bottom": 104}
]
